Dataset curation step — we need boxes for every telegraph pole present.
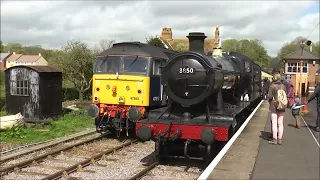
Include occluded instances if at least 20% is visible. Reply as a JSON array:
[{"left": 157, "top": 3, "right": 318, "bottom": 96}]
[
  {"left": 299, "top": 41, "right": 304, "bottom": 104},
  {"left": 300, "top": 40, "right": 312, "bottom": 114}
]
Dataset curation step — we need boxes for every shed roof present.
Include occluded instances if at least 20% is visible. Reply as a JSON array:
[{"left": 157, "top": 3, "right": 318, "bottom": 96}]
[
  {"left": 5, "top": 65, "right": 62, "bottom": 73},
  {"left": 16, "top": 55, "right": 42, "bottom": 63},
  {"left": 283, "top": 48, "right": 320, "bottom": 60}
]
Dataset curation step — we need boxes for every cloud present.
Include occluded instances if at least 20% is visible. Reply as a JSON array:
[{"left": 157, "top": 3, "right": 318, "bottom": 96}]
[{"left": 1, "top": 0, "right": 319, "bottom": 57}]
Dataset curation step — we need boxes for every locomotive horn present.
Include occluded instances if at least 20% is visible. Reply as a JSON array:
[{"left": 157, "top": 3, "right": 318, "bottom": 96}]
[{"left": 187, "top": 32, "right": 207, "bottom": 54}]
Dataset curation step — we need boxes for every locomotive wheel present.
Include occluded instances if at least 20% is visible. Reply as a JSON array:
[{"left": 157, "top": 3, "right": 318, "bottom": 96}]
[{"left": 203, "top": 144, "right": 214, "bottom": 164}]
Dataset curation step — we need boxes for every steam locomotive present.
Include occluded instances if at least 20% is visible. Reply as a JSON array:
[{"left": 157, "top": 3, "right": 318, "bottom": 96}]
[{"left": 135, "top": 32, "right": 262, "bottom": 160}]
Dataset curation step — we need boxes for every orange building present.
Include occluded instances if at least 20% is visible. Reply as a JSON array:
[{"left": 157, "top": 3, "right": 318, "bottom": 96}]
[{"left": 283, "top": 48, "right": 320, "bottom": 97}]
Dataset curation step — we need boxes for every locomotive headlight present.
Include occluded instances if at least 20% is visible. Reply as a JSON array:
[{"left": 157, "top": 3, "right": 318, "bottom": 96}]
[{"left": 119, "top": 96, "right": 125, "bottom": 103}]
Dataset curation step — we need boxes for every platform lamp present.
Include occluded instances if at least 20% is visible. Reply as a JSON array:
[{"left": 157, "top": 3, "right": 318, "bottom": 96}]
[{"left": 300, "top": 40, "right": 312, "bottom": 114}]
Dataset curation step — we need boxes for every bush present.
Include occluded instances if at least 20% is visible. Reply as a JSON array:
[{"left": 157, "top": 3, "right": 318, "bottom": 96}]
[
  {"left": 0, "top": 98, "right": 5, "bottom": 110},
  {"left": 62, "top": 88, "right": 92, "bottom": 101}
]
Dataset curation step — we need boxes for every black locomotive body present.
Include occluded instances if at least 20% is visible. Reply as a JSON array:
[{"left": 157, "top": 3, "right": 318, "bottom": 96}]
[{"left": 136, "top": 32, "right": 262, "bottom": 160}]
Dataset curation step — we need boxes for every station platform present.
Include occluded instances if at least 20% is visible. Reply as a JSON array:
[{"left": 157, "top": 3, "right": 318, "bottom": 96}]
[{"left": 206, "top": 100, "right": 320, "bottom": 180}]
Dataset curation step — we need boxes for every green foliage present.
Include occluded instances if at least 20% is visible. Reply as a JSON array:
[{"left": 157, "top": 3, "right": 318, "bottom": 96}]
[
  {"left": 0, "top": 109, "right": 94, "bottom": 145},
  {"left": 222, "top": 39, "right": 269, "bottom": 68},
  {"left": 0, "top": 110, "right": 7, "bottom": 116},
  {"left": 62, "top": 87, "right": 91, "bottom": 101},
  {"left": 146, "top": 35, "right": 165, "bottom": 48},
  {"left": 174, "top": 43, "right": 188, "bottom": 52},
  {"left": 277, "top": 36, "right": 320, "bottom": 59},
  {"left": 0, "top": 40, "right": 3, "bottom": 53},
  {"left": 2, "top": 126, "right": 27, "bottom": 139},
  {"left": 53, "top": 40, "right": 95, "bottom": 101},
  {"left": 276, "top": 37, "right": 320, "bottom": 70}
]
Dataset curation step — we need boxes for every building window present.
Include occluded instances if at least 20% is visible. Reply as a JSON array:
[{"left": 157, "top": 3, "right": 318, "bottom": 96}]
[
  {"left": 286, "top": 62, "right": 308, "bottom": 73},
  {"left": 285, "top": 75, "right": 292, "bottom": 80},
  {"left": 11, "top": 80, "right": 29, "bottom": 96}
]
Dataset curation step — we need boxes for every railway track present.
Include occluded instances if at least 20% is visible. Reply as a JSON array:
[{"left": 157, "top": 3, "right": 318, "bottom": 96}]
[
  {"left": 1, "top": 101, "right": 263, "bottom": 180},
  {"left": 1, "top": 137, "right": 140, "bottom": 180},
  {"left": 129, "top": 159, "right": 204, "bottom": 180},
  {"left": 0, "top": 128, "right": 100, "bottom": 164}
]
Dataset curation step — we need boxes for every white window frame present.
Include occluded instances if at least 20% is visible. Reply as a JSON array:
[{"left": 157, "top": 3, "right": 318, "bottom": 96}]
[{"left": 285, "top": 62, "right": 308, "bottom": 74}]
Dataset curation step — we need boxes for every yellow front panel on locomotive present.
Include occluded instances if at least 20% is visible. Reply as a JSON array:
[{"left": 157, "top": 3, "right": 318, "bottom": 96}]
[{"left": 92, "top": 74, "right": 150, "bottom": 106}]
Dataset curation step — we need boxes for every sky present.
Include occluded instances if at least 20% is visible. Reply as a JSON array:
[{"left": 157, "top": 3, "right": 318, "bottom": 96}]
[{"left": 1, "top": 0, "right": 319, "bottom": 57}]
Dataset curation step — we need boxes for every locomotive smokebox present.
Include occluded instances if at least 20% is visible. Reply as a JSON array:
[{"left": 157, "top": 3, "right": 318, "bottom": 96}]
[{"left": 187, "top": 32, "right": 207, "bottom": 54}]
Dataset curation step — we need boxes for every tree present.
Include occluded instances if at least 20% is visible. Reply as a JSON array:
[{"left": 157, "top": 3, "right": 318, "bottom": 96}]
[
  {"left": 54, "top": 40, "right": 95, "bottom": 101},
  {"left": 146, "top": 35, "right": 165, "bottom": 48},
  {"left": 174, "top": 42, "right": 188, "bottom": 52},
  {"left": 92, "top": 39, "right": 115, "bottom": 54},
  {"left": 0, "top": 40, "right": 3, "bottom": 53},
  {"left": 276, "top": 37, "right": 320, "bottom": 69},
  {"left": 4, "top": 43, "right": 24, "bottom": 53},
  {"left": 221, "top": 38, "right": 269, "bottom": 68},
  {"left": 222, "top": 39, "right": 238, "bottom": 51},
  {"left": 277, "top": 36, "right": 318, "bottom": 60},
  {"left": 311, "top": 41, "right": 320, "bottom": 57}
]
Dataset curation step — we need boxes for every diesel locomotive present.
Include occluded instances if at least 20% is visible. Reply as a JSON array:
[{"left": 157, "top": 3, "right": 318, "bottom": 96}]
[
  {"left": 87, "top": 42, "right": 178, "bottom": 136},
  {"left": 136, "top": 31, "right": 262, "bottom": 160}
]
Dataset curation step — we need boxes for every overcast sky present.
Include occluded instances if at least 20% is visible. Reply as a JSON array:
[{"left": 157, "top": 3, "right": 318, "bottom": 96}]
[{"left": 1, "top": 0, "right": 319, "bottom": 57}]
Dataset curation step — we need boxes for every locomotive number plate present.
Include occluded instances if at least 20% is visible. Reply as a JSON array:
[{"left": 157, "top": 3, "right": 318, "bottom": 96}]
[{"left": 179, "top": 67, "right": 194, "bottom": 74}]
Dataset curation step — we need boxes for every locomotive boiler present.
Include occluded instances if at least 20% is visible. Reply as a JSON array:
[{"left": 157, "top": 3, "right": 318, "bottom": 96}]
[{"left": 136, "top": 31, "right": 262, "bottom": 160}]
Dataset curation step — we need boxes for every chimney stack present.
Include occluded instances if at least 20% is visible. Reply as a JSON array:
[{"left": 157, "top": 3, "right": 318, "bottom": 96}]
[
  {"left": 161, "top": 27, "right": 173, "bottom": 40},
  {"left": 186, "top": 32, "right": 207, "bottom": 54}
]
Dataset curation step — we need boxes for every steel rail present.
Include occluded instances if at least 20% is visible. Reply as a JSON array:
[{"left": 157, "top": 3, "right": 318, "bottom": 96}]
[
  {"left": 129, "top": 162, "right": 159, "bottom": 180},
  {"left": 0, "top": 129, "right": 98, "bottom": 163},
  {"left": 0, "top": 135, "right": 104, "bottom": 174},
  {"left": 42, "top": 139, "right": 139, "bottom": 180}
]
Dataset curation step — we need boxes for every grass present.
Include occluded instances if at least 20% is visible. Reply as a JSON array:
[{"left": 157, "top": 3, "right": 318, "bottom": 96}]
[{"left": 0, "top": 109, "right": 95, "bottom": 145}]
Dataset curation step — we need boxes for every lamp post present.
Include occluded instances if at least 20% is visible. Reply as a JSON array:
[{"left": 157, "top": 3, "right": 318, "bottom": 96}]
[{"left": 300, "top": 40, "right": 312, "bottom": 114}]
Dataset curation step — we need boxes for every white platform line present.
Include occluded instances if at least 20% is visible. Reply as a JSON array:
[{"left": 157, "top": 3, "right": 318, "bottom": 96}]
[
  {"left": 300, "top": 115, "right": 320, "bottom": 148},
  {"left": 197, "top": 100, "right": 264, "bottom": 180}
]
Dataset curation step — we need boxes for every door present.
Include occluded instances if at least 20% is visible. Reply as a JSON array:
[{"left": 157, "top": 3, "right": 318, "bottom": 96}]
[{"left": 149, "top": 59, "right": 166, "bottom": 106}]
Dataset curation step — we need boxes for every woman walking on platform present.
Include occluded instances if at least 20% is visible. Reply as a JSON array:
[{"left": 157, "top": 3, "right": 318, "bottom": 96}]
[{"left": 267, "top": 72, "right": 287, "bottom": 145}]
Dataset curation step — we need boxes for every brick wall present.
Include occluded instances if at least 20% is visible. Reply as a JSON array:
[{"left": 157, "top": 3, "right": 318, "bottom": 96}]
[
  {"left": 161, "top": 27, "right": 172, "bottom": 40},
  {"left": 284, "top": 59, "right": 319, "bottom": 96}
]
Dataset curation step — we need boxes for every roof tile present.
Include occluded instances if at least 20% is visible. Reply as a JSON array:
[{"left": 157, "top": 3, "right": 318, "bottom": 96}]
[
  {"left": 6, "top": 54, "right": 22, "bottom": 62},
  {"left": 163, "top": 38, "right": 215, "bottom": 53},
  {"left": 283, "top": 48, "right": 320, "bottom": 60},
  {"left": 16, "top": 55, "right": 41, "bottom": 63}
]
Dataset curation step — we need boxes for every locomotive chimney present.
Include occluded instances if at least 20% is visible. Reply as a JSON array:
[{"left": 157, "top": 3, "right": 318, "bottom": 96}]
[{"left": 186, "top": 32, "right": 207, "bottom": 54}]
